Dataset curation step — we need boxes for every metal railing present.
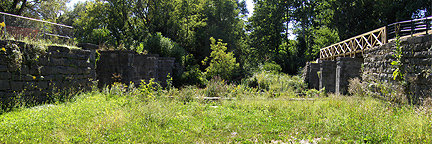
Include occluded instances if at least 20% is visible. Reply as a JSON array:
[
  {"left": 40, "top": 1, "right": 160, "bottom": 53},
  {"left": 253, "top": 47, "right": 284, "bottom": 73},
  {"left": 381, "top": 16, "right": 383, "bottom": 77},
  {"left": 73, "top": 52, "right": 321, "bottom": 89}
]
[
  {"left": 387, "top": 16, "right": 432, "bottom": 40},
  {"left": 0, "top": 12, "right": 73, "bottom": 42},
  {"left": 320, "top": 16, "right": 432, "bottom": 60}
]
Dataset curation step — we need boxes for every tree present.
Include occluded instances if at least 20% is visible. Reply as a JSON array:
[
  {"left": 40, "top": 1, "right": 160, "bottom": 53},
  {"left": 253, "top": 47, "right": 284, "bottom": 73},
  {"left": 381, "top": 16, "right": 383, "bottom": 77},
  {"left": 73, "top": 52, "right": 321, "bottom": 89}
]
[
  {"left": 57, "top": 2, "right": 86, "bottom": 26},
  {"left": 202, "top": 37, "right": 240, "bottom": 80},
  {"left": 329, "top": 0, "right": 431, "bottom": 40},
  {"left": 0, "top": 0, "right": 69, "bottom": 20},
  {"left": 249, "top": 0, "right": 285, "bottom": 63},
  {"left": 73, "top": 1, "right": 112, "bottom": 45}
]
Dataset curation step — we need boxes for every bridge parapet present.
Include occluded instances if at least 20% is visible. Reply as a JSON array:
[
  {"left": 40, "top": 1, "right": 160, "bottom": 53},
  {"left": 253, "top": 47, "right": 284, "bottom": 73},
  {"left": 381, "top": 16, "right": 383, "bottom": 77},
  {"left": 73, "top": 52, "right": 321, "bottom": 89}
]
[
  {"left": 320, "top": 16, "right": 432, "bottom": 60},
  {"left": 306, "top": 34, "right": 432, "bottom": 104},
  {"left": 320, "top": 27, "right": 387, "bottom": 60}
]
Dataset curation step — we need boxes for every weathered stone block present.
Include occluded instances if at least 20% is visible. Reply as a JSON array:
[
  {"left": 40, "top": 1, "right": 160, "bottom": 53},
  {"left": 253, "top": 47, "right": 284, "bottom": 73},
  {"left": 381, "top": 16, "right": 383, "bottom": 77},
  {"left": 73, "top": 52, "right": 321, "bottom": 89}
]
[
  {"left": 36, "top": 81, "right": 49, "bottom": 89},
  {"left": 0, "top": 72, "right": 12, "bottom": 79},
  {"left": 48, "top": 57, "right": 67, "bottom": 66},
  {"left": 8, "top": 65, "right": 20, "bottom": 72},
  {"left": 29, "top": 66, "right": 42, "bottom": 75},
  {"left": 319, "top": 60, "right": 336, "bottom": 93},
  {"left": 48, "top": 46, "right": 70, "bottom": 53},
  {"left": 0, "top": 65, "right": 7, "bottom": 72},
  {"left": 336, "top": 57, "right": 363, "bottom": 95},
  {"left": 0, "top": 80, "right": 10, "bottom": 90},
  {"left": 57, "top": 66, "right": 68, "bottom": 74},
  {"left": 10, "top": 81, "right": 24, "bottom": 91},
  {"left": 0, "top": 56, "right": 8, "bottom": 65}
]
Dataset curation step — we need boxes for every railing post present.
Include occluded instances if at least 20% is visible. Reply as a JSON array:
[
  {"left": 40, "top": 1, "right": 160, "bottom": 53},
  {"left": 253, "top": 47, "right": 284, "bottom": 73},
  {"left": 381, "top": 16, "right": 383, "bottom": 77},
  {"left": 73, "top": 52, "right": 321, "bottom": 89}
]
[
  {"left": 382, "top": 26, "right": 387, "bottom": 44},
  {"left": 3, "top": 14, "right": 6, "bottom": 37},
  {"left": 427, "top": 17, "right": 430, "bottom": 35},
  {"left": 411, "top": 20, "right": 414, "bottom": 37}
]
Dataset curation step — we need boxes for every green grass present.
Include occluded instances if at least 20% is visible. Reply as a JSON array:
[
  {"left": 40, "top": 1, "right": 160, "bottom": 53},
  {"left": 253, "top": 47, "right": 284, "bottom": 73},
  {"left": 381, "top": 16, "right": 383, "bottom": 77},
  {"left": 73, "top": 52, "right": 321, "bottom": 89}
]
[
  {"left": 1, "top": 73, "right": 431, "bottom": 143},
  {"left": 1, "top": 89, "right": 431, "bottom": 143}
]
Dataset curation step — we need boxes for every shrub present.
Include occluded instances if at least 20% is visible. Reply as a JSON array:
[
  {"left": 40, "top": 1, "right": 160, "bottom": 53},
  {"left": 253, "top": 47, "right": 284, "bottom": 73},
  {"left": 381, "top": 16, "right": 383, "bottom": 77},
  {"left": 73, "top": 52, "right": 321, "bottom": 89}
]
[
  {"left": 204, "top": 76, "right": 234, "bottom": 97},
  {"left": 243, "top": 71, "right": 307, "bottom": 98},
  {"left": 202, "top": 37, "right": 240, "bottom": 81},
  {"left": 144, "top": 32, "right": 185, "bottom": 61},
  {"left": 262, "top": 61, "right": 282, "bottom": 73},
  {"left": 176, "top": 85, "right": 197, "bottom": 103},
  {"left": 350, "top": 78, "right": 407, "bottom": 105},
  {"left": 173, "top": 54, "right": 206, "bottom": 87},
  {"left": 178, "top": 66, "right": 206, "bottom": 87},
  {"left": 139, "top": 78, "right": 162, "bottom": 99}
]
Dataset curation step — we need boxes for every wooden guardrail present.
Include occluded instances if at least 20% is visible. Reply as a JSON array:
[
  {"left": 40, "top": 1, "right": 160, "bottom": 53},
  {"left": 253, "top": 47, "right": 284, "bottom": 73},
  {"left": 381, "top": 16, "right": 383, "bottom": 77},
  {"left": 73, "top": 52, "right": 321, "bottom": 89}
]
[
  {"left": 387, "top": 16, "right": 432, "bottom": 40},
  {"left": 320, "top": 16, "right": 432, "bottom": 60},
  {"left": 320, "top": 27, "right": 387, "bottom": 60}
]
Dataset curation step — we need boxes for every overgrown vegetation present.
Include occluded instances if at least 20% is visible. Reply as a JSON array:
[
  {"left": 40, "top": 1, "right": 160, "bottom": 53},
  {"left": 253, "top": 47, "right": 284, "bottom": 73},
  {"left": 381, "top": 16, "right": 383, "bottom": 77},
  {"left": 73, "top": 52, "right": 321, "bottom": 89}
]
[
  {"left": 1, "top": 73, "right": 432, "bottom": 143},
  {"left": 348, "top": 78, "right": 407, "bottom": 105},
  {"left": 391, "top": 35, "right": 404, "bottom": 81},
  {"left": 202, "top": 38, "right": 240, "bottom": 81},
  {"left": 2, "top": 1, "right": 432, "bottom": 143}
]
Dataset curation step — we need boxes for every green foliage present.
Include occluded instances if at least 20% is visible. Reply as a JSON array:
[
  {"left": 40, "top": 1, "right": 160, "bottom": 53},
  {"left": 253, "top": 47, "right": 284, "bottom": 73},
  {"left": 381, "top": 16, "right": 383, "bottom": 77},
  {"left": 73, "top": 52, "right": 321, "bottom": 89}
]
[
  {"left": 303, "top": 89, "right": 320, "bottom": 97},
  {"left": 1, "top": 83, "right": 432, "bottom": 143},
  {"left": 138, "top": 79, "right": 161, "bottom": 99},
  {"left": 348, "top": 78, "right": 407, "bottom": 105},
  {"left": 243, "top": 71, "right": 306, "bottom": 97},
  {"left": 391, "top": 35, "right": 404, "bottom": 81},
  {"left": 0, "top": 0, "right": 68, "bottom": 20},
  {"left": 144, "top": 32, "right": 185, "bottom": 61},
  {"left": 175, "top": 54, "right": 206, "bottom": 87},
  {"left": 5, "top": 43, "right": 23, "bottom": 67},
  {"left": 202, "top": 37, "right": 240, "bottom": 80},
  {"left": 73, "top": 1, "right": 113, "bottom": 45},
  {"left": 262, "top": 61, "right": 282, "bottom": 74},
  {"left": 91, "top": 28, "right": 110, "bottom": 45},
  {"left": 204, "top": 76, "right": 233, "bottom": 98},
  {"left": 308, "top": 26, "right": 340, "bottom": 60},
  {"left": 178, "top": 67, "right": 205, "bottom": 87},
  {"left": 133, "top": 43, "right": 146, "bottom": 54}
]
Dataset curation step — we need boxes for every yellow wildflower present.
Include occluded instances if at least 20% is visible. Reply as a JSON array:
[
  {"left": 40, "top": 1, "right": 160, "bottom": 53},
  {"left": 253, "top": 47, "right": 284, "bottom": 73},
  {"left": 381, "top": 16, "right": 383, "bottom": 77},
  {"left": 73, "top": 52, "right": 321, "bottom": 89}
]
[
  {"left": 0, "top": 22, "right": 4, "bottom": 27},
  {"left": 1, "top": 47, "right": 5, "bottom": 52},
  {"left": 32, "top": 76, "right": 36, "bottom": 80}
]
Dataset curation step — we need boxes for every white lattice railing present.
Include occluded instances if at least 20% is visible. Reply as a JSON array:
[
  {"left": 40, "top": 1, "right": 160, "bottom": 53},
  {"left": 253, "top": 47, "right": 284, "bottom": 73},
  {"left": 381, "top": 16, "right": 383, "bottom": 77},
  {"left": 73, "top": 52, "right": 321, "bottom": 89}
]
[{"left": 320, "top": 27, "right": 387, "bottom": 60}]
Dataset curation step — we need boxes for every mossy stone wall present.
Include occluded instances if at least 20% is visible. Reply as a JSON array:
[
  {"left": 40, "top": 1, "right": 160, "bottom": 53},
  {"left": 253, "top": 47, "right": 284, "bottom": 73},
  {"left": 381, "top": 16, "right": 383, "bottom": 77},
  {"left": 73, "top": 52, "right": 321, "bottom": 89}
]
[{"left": 0, "top": 40, "right": 94, "bottom": 103}]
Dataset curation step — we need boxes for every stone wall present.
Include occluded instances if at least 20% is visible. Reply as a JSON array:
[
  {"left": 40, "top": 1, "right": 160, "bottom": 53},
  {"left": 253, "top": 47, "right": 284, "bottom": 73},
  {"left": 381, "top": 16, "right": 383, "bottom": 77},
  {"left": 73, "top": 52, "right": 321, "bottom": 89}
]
[
  {"left": 319, "top": 60, "right": 336, "bottom": 93},
  {"left": 0, "top": 40, "right": 94, "bottom": 103},
  {"left": 302, "top": 62, "right": 320, "bottom": 90},
  {"left": 158, "top": 57, "right": 175, "bottom": 86},
  {"left": 363, "top": 34, "right": 432, "bottom": 103},
  {"left": 336, "top": 57, "right": 363, "bottom": 95},
  {"left": 96, "top": 51, "right": 174, "bottom": 87},
  {"left": 303, "top": 34, "right": 432, "bottom": 103}
]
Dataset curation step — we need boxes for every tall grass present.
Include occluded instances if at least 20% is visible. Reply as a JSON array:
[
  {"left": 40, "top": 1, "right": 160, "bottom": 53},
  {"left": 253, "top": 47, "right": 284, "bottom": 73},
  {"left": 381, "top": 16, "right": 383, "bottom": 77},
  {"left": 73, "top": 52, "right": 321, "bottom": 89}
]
[
  {"left": 243, "top": 71, "right": 307, "bottom": 98},
  {"left": 0, "top": 72, "right": 431, "bottom": 143}
]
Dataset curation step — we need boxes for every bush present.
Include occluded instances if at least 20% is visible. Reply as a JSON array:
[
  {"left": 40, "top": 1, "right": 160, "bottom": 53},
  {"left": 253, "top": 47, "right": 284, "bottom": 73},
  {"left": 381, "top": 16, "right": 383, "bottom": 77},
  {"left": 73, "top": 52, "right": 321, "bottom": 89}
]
[
  {"left": 178, "top": 66, "right": 206, "bottom": 87},
  {"left": 144, "top": 32, "right": 185, "bottom": 61},
  {"left": 243, "top": 71, "right": 307, "bottom": 98},
  {"left": 262, "top": 61, "right": 282, "bottom": 74},
  {"left": 174, "top": 54, "right": 206, "bottom": 87},
  {"left": 348, "top": 78, "right": 407, "bottom": 105},
  {"left": 204, "top": 76, "right": 234, "bottom": 97},
  {"left": 202, "top": 37, "right": 240, "bottom": 81}
]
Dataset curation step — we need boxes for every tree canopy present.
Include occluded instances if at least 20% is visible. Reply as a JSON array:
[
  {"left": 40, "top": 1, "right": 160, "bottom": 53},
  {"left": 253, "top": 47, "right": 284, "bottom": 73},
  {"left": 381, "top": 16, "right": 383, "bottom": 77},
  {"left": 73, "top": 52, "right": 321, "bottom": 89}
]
[{"left": 1, "top": 0, "right": 430, "bottom": 80}]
